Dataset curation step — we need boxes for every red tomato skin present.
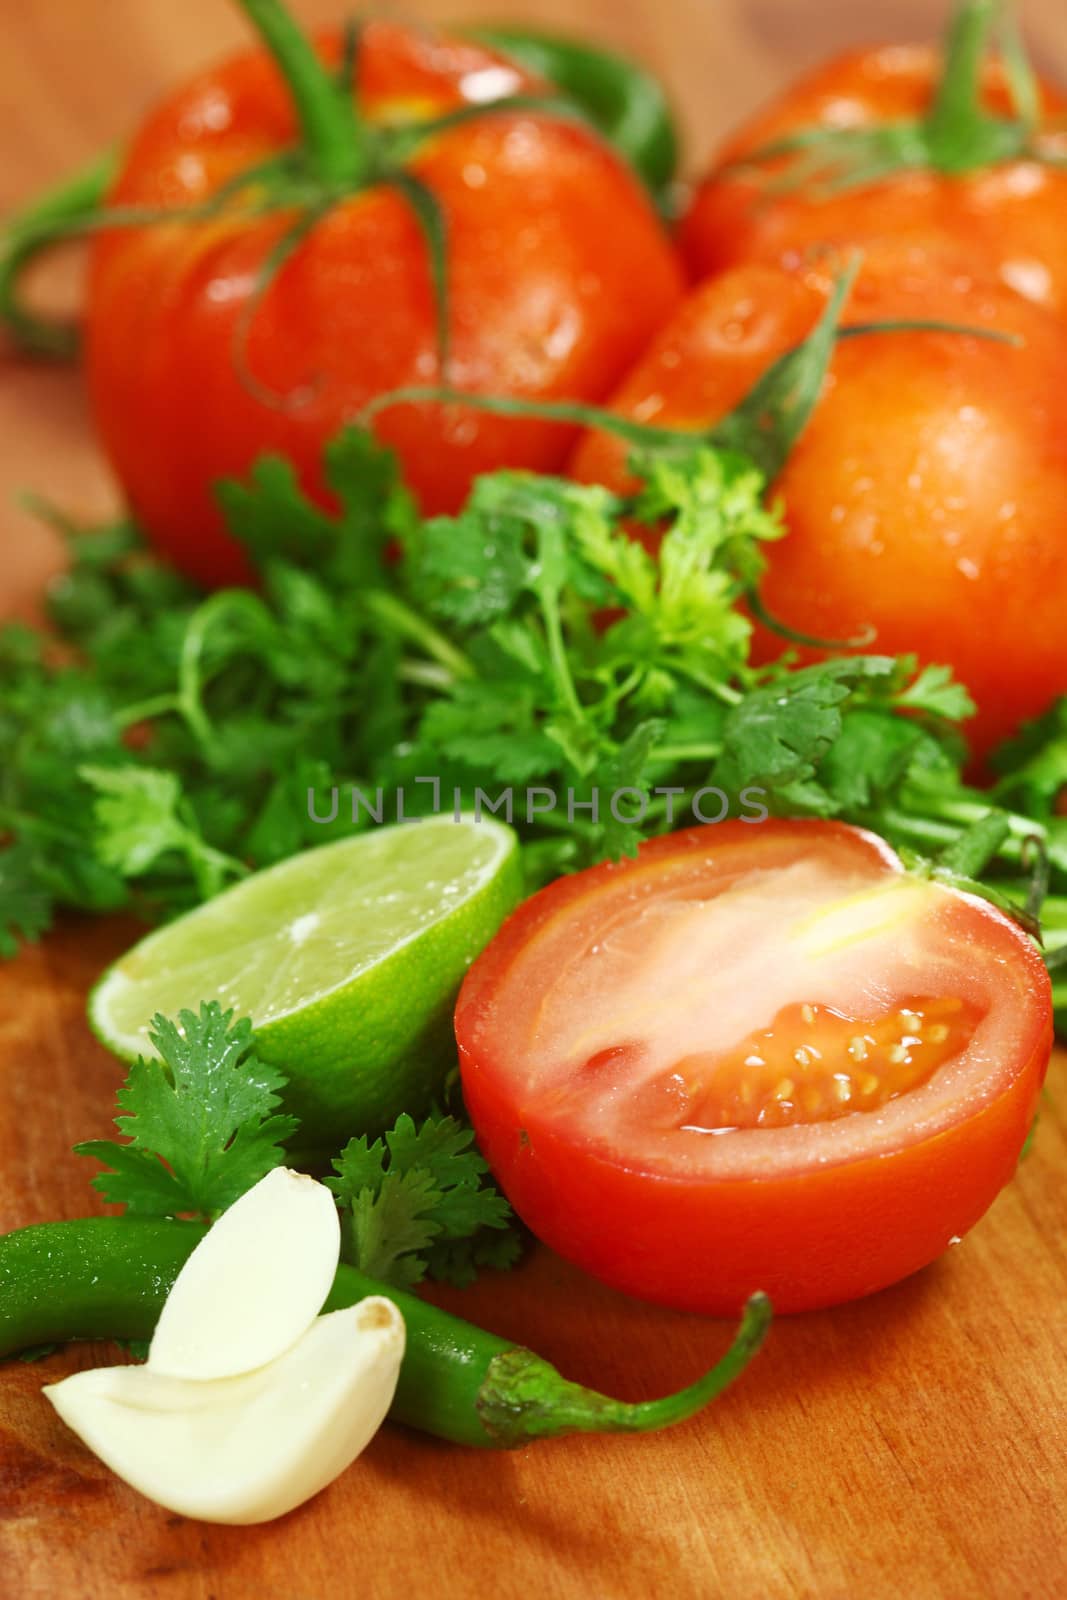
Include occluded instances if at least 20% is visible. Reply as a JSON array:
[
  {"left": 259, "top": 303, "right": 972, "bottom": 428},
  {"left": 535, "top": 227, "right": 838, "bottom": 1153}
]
[
  {"left": 569, "top": 246, "right": 1067, "bottom": 760},
  {"left": 86, "top": 22, "right": 685, "bottom": 588},
  {"left": 456, "top": 823, "right": 1052, "bottom": 1316},
  {"left": 681, "top": 46, "right": 1067, "bottom": 318}
]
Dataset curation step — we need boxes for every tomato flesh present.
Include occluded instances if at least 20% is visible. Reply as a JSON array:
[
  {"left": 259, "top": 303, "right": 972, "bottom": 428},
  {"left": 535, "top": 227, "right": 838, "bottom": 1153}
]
[{"left": 456, "top": 822, "right": 1051, "bottom": 1314}]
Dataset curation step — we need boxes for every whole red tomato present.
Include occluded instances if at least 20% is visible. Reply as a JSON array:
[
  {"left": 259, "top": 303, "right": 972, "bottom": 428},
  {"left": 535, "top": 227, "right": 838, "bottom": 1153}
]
[
  {"left": 681, "top": 43, "right": 1067, "bottom": 317},
  {"left": 86, "top": 21, "right": 684, "bottom": 586},
  {"left": 570, "top": 244, "right": 1067, "bottom": 760},
  {"left": 457, "top": 822, "right": 1051, "bottom": 1314}
]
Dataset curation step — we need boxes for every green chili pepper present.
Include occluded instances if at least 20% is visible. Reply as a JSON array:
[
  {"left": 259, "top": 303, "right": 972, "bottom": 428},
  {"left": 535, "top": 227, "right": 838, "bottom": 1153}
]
[
  {"left": 464, "top": 25, "right": 679, "bottom": 201},
  {"left": 0, "top": 1217, "right": 770, "bottom": 1449}
]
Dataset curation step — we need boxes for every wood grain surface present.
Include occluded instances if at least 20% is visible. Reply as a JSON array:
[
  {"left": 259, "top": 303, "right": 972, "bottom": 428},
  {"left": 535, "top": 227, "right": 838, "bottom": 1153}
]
[{"left": 2, "top": 4, "right": 1067, "bottom": 1598}]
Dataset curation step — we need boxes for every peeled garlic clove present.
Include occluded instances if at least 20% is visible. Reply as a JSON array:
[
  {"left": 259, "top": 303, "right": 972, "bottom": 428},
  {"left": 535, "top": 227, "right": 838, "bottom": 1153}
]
[
  {"left": 45, "top": 1296, "right": 404, "bottom": 1524},
  {"left": 149, "top": 1167, "right": 340, "bottom": 1381}
]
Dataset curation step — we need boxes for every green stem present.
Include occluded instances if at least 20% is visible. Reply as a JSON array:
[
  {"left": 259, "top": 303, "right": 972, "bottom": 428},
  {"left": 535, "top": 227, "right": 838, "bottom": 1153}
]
[
  {"left": 747, "top": 583, "right": 876, "bottom": 651},
  {"left": 360, "top": 385, "right": 702, "bottom": 453},
  {"left": 538, "top": 590, "right": 585, "bottom": 726},
  {"left": 514, "top": 804, "right": 597, "bottom": 841},
  {"left": 179, "top": 825, "right": 249, "bottom": 894},
  {"left": 900, "top": 777, "right": 1062, "bottom": 862},
  {"left": 997, "top": 5, "right": 1041, "bottom": 130},
  {"left": 362, "top": 590, "right": 474, "bottom": 680},
  {"left": 1037, "top": 895, "right": 1067, "bottom": 933},
  {"left": 236, "top": 0, "right": 368, "bottom": 185},
  {"left": 174, "top": 588, "right": 279, "bottom": 750},
  {"left": 646, "top": 743, "right": 723, "bottom": 765},
  {"left": 927, "top": 0, "right": 1000, "bottom": 149},
  {"left": 397, "top": 660, "right": 457, "bottom": 692},
  {"left": 866, "top": 806, "right": 963, "bottom": 853},
  {"left": 113, "top": 694, "right": 183, "bottom": 731},
  {"left": 673, "top": 663, "right": 744, "bottom": 706},
  {"left": 736, "top": 0, "right": 1045, "bottom": 192},
  {"left": 477, "top": 1292, "right": 772, "bottom": 1445}
]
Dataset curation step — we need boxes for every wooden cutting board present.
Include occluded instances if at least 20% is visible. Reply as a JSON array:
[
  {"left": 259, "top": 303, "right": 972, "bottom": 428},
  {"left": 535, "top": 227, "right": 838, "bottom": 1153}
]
[{"left": 3, "top": 5, "right": 1067, "bottom": 1597}]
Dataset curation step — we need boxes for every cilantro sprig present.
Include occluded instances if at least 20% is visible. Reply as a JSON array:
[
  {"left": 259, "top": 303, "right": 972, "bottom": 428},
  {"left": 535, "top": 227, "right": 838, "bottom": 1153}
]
[
  {"left": 327, "top": 1115, "right": 521, "bottom": 1288},
  {"left": 74, "top": 1004, "right": 298, "bottom": 1219},
  {"left": 74, "top": 1002, "right": 523, "bottom": 1288}
]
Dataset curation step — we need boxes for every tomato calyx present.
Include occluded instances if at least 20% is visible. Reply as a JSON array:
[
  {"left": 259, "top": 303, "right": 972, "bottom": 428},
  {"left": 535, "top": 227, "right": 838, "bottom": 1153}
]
[
  {"left": 0, "top": 0, "right": 581, "bottom": 374},
  {"left": 727, "top": 0, "right": 1066, "bottom": 197},
  {"left": 893, "top": 806, "right": 1052, "bottom": 944},
  {"left": 364, "top": 258, "right": 1017, "bottom": 481},
  {"left": 363, "top": 261, "right": 862, "bottom": 486},
  {"left": 240, "top": 0, "right": 367, "bottom": 187}
]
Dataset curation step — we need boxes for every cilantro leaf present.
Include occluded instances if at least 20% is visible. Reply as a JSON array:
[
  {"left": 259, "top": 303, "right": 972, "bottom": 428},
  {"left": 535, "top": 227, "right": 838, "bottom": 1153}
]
[
  {"left": 416, "top": 684, "right": 561, "bottom": 786},
  {"left": 327, "top": 1113, "right": 519, "bottom": 1288},
  {"left": 80, "top": 765, "right": 193, "bottom": 876},
  {"left": 218, "top": 427, "right": 413, "bottom": 589},
  {"left": 215, "top": 457, "right": 338, "bottom": 567},
  {"left": 75, "top": 1003, "right": 298, "bottom": 1219},
  {"left": 813, "top": 710, "right": 931, "bottom": 813},
  {"left": 80, "top": 765, "right": 246, "bottom": 900},
  {"left": 716, "top": 658, "right": 899, "bottom": 795},
  {"left": 0, "top": 841, "right": 54, "bottom": 957},
  {"left": 410, "top": 503, "right": 533, "bottom": 626},
  {"left": 597, "top": 719, "right": 666, "bottom": 860},
  {"left": 339, "top": 1167, "right": 442, "bottom": 1289},
  {"left": 992, "top": 697, "right": 1067, "bottom": 817},
  {"left": 894, "top": 663, "right": 976, "bottom": 724},
  {"left": 424, "top": 1227, "right": 526, "bottom": 1289}
]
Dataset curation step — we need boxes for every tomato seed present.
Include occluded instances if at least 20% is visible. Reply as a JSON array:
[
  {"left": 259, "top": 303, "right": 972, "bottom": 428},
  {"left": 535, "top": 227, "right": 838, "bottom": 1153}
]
[{"left": 664, "top": 996, "right": 981, "bottom": 1131}]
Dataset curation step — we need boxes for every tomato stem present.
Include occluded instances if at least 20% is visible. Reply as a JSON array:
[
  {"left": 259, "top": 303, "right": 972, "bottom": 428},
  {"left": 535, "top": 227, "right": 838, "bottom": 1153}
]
[
  {"left": 927, "top": 0, "right": 999, "bottom": 151},
  {"left": 922, "top": 0, "right": 1040, "bottom": 172},
  {"left": 733, "top": 0, "right": 1046, "bottom": 192},
  {"left": 235, "top": 0, "right": 369, "bottom": 185}
]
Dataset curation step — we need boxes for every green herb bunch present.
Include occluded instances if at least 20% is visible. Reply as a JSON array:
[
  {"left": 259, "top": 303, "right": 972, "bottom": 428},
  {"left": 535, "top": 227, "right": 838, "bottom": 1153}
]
[{"left": 2, "top": 423, "right": 1067, "bottom": 1015}]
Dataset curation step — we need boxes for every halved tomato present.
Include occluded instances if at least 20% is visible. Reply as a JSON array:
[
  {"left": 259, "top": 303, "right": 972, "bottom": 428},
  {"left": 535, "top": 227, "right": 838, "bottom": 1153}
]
[{"left": 456, "top": 821, "right": 1051, "bottom": 1314}]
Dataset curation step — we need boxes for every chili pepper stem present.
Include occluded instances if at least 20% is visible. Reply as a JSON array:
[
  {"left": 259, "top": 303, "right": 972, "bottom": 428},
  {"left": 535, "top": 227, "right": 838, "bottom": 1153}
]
[
  {"left": 475, "top": 1293, "right": 772, "bottom": 1447},
  {"left": 236, "top": 0, "right": 370, "bottom": 185}
]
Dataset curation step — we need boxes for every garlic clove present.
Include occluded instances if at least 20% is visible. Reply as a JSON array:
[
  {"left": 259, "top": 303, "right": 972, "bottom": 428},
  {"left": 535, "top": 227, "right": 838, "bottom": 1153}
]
[
  {"left": 148, "top": 1167, "right": 340, "bottom": 1381},
  {"left": 45, "top": 1296, "right": 405, "bottom": 1525}
]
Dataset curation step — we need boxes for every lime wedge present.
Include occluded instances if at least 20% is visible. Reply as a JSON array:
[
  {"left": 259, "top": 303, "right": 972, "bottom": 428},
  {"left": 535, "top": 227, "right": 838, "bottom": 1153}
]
[{"left": 89, "top": 816, "right": 522, "bottom": 1149}]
